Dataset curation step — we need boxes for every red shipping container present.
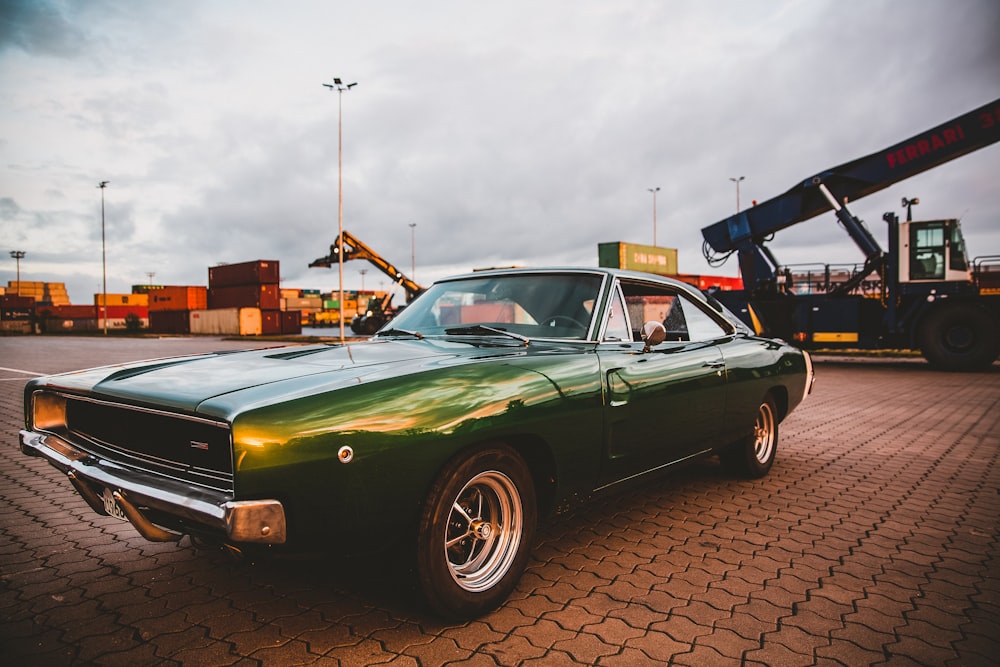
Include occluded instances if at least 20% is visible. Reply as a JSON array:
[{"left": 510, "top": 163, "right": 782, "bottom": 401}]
[
  {"left": 281, "top": 310, "right": 302, "bottom": 334},
  {"left": 1, "top": 295, "right": 35, "bottom": 309},
  {"left": 261, "top": 310, "right": 282, "bottom": 335},
  {"left": 150, "top": 310, "right": 191, "bottom": 334},
  {"left": 208, "top": 284, "right": 280, "bottom": 310},
  {"left": 148, "top": 286, "right": 208, "bottom": 312},
  {"left": 37, "top": 305, "right": 98, "bottom": 319},
  {"left": 208, "top": 260, "right": 280, "bottom": 288},
  {"left": 102, "top": 305, "right": 149, "bottom": 319}
]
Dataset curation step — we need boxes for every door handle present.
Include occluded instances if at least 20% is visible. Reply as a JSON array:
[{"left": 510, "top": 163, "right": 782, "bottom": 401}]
[{"left": 702, "top": 360, "right": 725, "bottom": 369}]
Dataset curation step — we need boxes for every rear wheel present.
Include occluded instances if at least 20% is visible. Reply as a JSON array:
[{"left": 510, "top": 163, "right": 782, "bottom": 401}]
[
  {"left": 416, "top": 444, "right": 536, "bottom": 619},
  {"left": 918, "top": 304, "right": 999, "bottom": 371},
  {"left": 721, "top": 394, "right": 778, "bottom": 479}
]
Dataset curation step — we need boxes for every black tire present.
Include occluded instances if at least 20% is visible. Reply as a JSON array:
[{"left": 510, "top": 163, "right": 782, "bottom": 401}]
[
  {"left": 918, "top": 303, "right": 1000, "bottom": 372},
  {"left": 720, "top": 394, "right": 778, "bottom": 479},
  {"left": 416, "top": 444, "right": 537, "bottom": 619}
]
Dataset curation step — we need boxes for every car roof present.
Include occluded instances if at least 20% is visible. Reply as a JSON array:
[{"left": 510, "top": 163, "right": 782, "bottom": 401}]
[{"left": 437, "top": 266, "right": 694, "bottom": 290}]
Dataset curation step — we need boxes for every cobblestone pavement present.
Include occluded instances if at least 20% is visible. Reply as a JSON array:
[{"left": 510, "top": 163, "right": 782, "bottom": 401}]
[{"left": 1, "top": 336, "right": 998, "bottom": 666}]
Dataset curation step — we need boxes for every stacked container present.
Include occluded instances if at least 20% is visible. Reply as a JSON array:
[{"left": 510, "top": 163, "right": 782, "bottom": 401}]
[
  {"left": 148, "top": 286, "right": 209, "bottom": 334},
  {"left": 7, "top": 281, "right": 70, "bottom": 306},
  {"left": 198, "top": 260, "right": 301, "bottom": 335},
  {"left": 94, "top": 293, "right": 149, "bottom": 330}
]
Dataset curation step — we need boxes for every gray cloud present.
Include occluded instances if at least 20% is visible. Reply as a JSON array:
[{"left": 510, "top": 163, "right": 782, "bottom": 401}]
[{"left": 2, "top": 1, "right": 998, "bottom": 304}]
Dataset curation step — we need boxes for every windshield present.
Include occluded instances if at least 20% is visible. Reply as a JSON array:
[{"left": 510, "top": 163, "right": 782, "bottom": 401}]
[{"left": 381, "top": 272, "right": 603, "bottom": 340}]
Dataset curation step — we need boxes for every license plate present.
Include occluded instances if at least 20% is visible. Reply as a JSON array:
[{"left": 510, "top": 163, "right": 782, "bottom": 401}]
[{"left": 102, "top": 488, "right": 129, "bottom": 522}]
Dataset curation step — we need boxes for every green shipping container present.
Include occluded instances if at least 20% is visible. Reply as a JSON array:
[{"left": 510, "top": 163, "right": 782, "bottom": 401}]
[{"left": 598, "top": 242, "right": 678, "bottom": 276}]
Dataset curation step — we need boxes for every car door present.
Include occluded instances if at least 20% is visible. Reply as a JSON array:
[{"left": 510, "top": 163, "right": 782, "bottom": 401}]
[{"left": 596, "top": 279, "right": 731, "bottom": 489}]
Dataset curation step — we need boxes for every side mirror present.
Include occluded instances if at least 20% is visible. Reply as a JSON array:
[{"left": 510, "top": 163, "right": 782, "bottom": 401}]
[{"left": 640, "top": 321, "right": 666, "bottom": 352}]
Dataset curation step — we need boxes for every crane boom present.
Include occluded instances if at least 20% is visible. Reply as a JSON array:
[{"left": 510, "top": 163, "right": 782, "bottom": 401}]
[
  {"left": 309, "top": 230, "right": 423, "bottom": 301},
  {"left": 696, "top": 99, "right": 1000, "bottom": 372},
  {"left": 702, "top": 97, "right": 1000, "bottom": 286}
]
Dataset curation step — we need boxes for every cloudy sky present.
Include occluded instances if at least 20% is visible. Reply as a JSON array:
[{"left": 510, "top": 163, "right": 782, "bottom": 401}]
[{"left": 2, "top": 0, "right": 998, "bottom": 303}]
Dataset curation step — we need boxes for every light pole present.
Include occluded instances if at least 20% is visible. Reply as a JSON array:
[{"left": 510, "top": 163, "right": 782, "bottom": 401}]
[
  {"left": 647, "top": 187, "right": 660, "bottom": 246},
  {"left": 323, "top": 77, "right": 358, "bottom": 342},
  {"left": 409, "top": 223, "right": 416, "bottom": 280},
  {"left": 9, "top": 251, "right": 25, "bottom": 295},
  {"left": 729, "top": 176, "right": 745, "bottom": 213},
  {"left": 98, "top": 181, "right": 109, "bottom": 335},
  {"left": 359, "top": 268, "right": 367, "bottom": 291}
]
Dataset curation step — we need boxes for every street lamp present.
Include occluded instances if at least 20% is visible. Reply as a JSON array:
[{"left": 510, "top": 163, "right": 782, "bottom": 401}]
[
  {"left": 647, "top": 187, "right": 660, "bottom": 246},
  {"left": 359, "top": 268, "right": 367, "bottom": 291},
  {"left": 729, "top": 176, "right": 745, "bottom": 213},
  {"left": 409, "top": 223, "right": 416, "bottom": 280},
  {"left": 323, "top": 77, "right": 358, "bottom": 342},
  {"left": 98, "top": 181, "right": 109, "bottom": 335},
  {"left": 9, "top": 251, "right": 25, "bottom": 296}
]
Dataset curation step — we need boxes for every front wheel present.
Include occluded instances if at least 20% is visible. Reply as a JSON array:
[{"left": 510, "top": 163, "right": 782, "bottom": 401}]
[
  {"left": 416, "top": 445, "right": 537, "bottom": 619},
  {"left": 721, "top": 394, "right": 779, "bottom": 479}
]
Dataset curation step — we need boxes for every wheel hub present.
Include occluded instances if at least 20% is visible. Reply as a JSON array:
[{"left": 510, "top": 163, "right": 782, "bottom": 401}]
[{"left": 470, "top": 520, "right": 493, "bottom": 540}]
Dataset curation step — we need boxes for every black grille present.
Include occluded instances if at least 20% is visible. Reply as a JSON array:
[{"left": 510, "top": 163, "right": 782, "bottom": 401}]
[{"left": 64, "top": 397, "right": 233, "bottom": 492}]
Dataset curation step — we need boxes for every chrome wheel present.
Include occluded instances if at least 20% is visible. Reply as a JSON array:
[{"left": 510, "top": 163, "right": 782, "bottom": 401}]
[
  {"left": 445, "top": 471, "right": 522, "bottom": 592},
  {"left": 752, "top": 399, "right": 777, "bottom": 465},
  {"left": 720, "top": 393, "right": 779, "bottom": 479},
  {"left": 417, "top": 445, "right": 537, "bottom": 619}
]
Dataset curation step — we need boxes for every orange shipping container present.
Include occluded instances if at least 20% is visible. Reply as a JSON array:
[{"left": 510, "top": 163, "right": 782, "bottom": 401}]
[
  {"left": 95, "top": 293, "right": 149, "bottom": 307},
  {"left": 148, "top": 286, "right": 208, "bottom": 312}
]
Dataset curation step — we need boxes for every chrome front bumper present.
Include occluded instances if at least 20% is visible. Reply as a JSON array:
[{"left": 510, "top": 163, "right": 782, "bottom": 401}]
[{"left": 19, "top": 429, "right": 286, "bottom": 545}]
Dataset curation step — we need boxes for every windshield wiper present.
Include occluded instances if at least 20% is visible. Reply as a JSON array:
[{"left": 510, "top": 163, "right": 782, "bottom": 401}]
[
  {"left": 444, "top": 324, "right": 530, "bottom": 346},
  {"left": 375, "top": 327, "right": 424, "bottom": 339}
]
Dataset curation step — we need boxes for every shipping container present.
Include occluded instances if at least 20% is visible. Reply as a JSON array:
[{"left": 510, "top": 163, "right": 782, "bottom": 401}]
[
  {"left": 208, "top": 283, "right": 280, "bottom": 310},
  {"left": 190, "top": 308, "right": 262, "bottom": 335},
  {"left": 208, "top": 260, "right": 280, "bottom": 288},
  {"left": 281, "top": 296, "right": 323, "bottom": 311},
  {"left": 2, "top": 294, "right": 36, "bottom": 309},
  {"left": 37, "top": 305, "right": 98, "bottom": 319},
  {"left": 131, "top": 284, "right": 165, "bottom": 294},
  {"left": 598, "top": 242, "right": 679, "bottom": 275},
  {"left": 149, "top": 310, "right": 192, "bottom": 334},
  {"left": 2, "top": 308, "right": 34, "bottom": 321},
  {"left": 7, "top": 281, "right": 70, "bottom": 305},
  {"left": 103, "top": 305, "right": 149, "bottom": 319},
  {"left": 148, "top": 286, "right": 208, "bottom": 312},
  {"left": 673, "top": 273, "right": 744, "bottom": 291},
  {"left": 281, "top": 310, "right": 302, "bottom": 334},
  {"left": 261, "top": 310, "right": 282, "bottom": 335},
  {"left": 97, "top": 318, "right": 149, "bottom": 330},
  {"left": 280, "top": 288, "right": 302, "bottom": 299},
  {"left": 95, "top": 293, "right": 149, "bottom": 307},
  {"left": 0, "top": 320, "right": 32, "bottom": 333}
]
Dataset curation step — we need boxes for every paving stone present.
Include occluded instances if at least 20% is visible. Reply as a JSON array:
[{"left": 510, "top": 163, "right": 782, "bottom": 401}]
[{"left": 2, "top": 343, "right": 999, "bottom": 665}]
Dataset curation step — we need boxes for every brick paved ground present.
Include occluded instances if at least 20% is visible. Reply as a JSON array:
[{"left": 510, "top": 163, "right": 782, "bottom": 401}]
[{"left": 1, "top": 336, "right": 998, "bottom": 666}]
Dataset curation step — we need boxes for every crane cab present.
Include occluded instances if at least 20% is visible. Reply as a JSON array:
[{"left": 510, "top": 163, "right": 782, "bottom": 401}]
[{"left": 897, "top": 219, "right": 973, "bottom": 284}]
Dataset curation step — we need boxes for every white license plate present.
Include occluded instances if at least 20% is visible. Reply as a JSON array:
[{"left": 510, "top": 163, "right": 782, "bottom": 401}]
[{"left": 102, "top": 488, "right": 129, "bottom": 522}]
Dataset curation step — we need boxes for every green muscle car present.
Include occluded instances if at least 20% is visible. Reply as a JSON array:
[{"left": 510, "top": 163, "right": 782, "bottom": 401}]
[{"left": 21, "top": 267, "right": 813, "bottom": 618}]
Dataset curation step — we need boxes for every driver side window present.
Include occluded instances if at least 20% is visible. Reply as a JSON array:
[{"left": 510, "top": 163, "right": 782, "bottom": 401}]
[{"left": 619, "top": 280, "right": 729, "bottom": 343}]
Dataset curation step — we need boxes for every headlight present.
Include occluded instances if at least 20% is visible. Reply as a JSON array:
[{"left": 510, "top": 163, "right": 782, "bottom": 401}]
[{"left": 32, "top": 392, "right": 67, "bottom": 430}]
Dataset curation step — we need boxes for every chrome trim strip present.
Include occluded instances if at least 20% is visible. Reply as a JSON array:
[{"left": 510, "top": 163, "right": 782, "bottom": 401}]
[{"left": 42, "top": 390, "right": 229, "bottom": 428}]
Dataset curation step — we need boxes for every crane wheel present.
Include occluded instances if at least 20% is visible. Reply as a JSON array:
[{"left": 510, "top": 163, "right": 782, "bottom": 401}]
[{"left": 917, "top": 303, "right": 999, "bottom": 372}]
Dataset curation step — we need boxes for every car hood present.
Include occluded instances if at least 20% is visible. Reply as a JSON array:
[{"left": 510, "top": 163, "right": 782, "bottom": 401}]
[{"left": 37, "top": 338, "right": 547, "bottom": 416}]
